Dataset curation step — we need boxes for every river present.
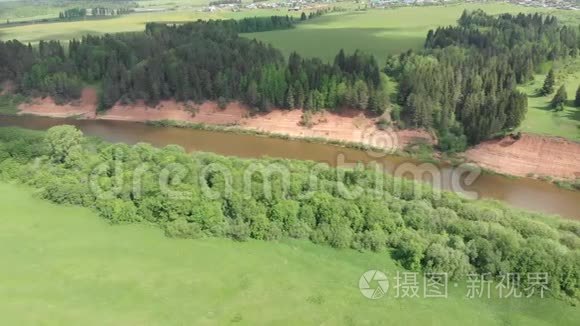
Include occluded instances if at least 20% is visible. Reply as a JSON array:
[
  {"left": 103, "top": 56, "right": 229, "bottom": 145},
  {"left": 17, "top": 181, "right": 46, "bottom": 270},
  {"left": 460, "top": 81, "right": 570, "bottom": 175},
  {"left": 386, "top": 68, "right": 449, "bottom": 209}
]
[{"left": 1, "top": 114, "right": 579, "bottom": 219}]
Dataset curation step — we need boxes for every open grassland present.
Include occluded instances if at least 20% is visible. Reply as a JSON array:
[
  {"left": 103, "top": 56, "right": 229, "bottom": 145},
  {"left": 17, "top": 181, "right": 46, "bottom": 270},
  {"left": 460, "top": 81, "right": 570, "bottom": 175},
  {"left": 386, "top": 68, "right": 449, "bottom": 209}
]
[
  {"left": 1, "top": 3, "right": 577, "bottom": 53},
  {"left": 244, "top": 3, "right": 579, "bottom": 62},
  {"left": 0, "top": 0, "right": 266, "bottom": 24},
  {"left": 0, "top": 182, "right": 579, "bottom": 325},
  {"left": 519, "top": 59, "right": 580, "bottom": 141},
  {"left": 0, "top": 8, "right": 294, "bottom": 43},
  {"left": 0, "top": 0, "right": 141, "bottom": 24},
  {"left": 135, "top": 0, "right": 253, "bottom": 9},
  {"left": 0, "top": 1, "right": 63, "bottom": 23}
]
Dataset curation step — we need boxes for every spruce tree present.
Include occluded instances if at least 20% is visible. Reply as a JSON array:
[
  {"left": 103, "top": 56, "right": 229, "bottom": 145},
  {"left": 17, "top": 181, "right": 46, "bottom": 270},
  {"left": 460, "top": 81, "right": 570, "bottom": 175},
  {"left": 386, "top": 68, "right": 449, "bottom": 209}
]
[
  {"left": 285, "top": 86, "right": 295, "bottom": 109},
  {"left": 540, "top": 69, "right": 555, "bottom": 95},
  {"left": 551, "top": 85, "right": 567, "bottom": 110},
  {"left": 246, "top": 80, "right": 259, "bottom": 107}
]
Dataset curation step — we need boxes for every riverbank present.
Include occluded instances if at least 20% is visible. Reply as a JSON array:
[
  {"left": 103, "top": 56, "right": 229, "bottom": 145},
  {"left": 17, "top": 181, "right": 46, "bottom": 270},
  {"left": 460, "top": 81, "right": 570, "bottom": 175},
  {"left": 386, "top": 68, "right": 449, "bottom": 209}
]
[
  {"left": 465, "top": 134, "right": 580, "bottom": 181},
  {"left": 18, "top": 89, "right": 435, "bottom": 151},
  {"left": 16, "top": 90, "right": 580, "bottom": 181}
]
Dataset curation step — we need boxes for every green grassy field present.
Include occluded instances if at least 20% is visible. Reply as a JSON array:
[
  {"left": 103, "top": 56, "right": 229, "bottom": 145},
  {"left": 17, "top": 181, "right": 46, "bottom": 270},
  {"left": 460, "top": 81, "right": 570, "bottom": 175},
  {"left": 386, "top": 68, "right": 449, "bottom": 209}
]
[
  {"left": 0, "top": 0, "right": 143, "bottom": 24},
  {"left": 0, "top": 8, "right": 300, "bottom": 43},
  {"left": 0, "top": 182, "right": 578, "bottom": 325},
  {"left": 1, "top": 3, "right": 575, "bottom": 51},
  {"left": 0, "top": 1, "right": 62, "bottom": 23},
  {"left": 518, "top": 59, "right": 580, "bottom": 140},
  {"left": 244, "top": 3, "right": 578, "bottom": 62}
]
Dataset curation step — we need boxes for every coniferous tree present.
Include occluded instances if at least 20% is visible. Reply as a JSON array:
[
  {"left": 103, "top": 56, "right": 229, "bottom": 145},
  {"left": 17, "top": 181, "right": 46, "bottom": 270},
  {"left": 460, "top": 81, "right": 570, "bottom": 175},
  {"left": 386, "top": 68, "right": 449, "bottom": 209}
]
[
  {"left": 285, "top": 86, "right": 295, "bottom": 109},
  {"left": 246, "top": 80, "right": 260, "bottom": 108},
  {"left": 294, "top": 83, "right": 305, "bottom": 109},
  {"left": 551, "top": 85, "right": 567, "bottom": 110},
  {"left": 541, "top": 69, "right": 555, "bottom": 95},
  {"left": 305, "top": 91, "right": 314, "bottom": 111},
  {"left": 2, "top": 13, "right": 578, "bottom": 146}
]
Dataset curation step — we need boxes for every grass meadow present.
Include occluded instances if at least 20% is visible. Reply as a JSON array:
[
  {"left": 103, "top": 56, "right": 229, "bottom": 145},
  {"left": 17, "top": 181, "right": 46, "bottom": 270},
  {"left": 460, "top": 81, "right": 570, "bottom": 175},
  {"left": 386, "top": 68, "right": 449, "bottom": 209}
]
[
  {"left": 0, "top": 8, "right": 297, "bottom": 43},
  {"left": 1, "top": 3, "right": 576, "bottom": 54},
  {"left": 518, "top": 59, "right": 580, "bottom": 140},
  {"left": 244, "top": 3, "right": 578, "bottom": 62},
  {"left": 0, "top": 182, "right": 579, "bottom": 325}
]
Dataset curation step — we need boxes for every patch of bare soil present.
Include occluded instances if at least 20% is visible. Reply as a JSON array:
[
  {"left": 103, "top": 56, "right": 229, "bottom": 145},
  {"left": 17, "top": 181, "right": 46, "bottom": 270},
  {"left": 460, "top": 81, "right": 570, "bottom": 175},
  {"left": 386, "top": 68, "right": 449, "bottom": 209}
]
[
  {"left": 19, "top": 91, "right": 433, "bottom": 150},
  {"left": 239, "top": 109, "right": 433, "bottom": 150},
  {"left": 100, "top": 100, "right": 246, "bottom": 125},
  {"left": 465, "top": 134, "right": 580, "bottom": 180},
  {"left": 18, "top": 88, "right": 97, "bottom": 118},
  {"left": 101, "top": 101, "right": 433, "bottom": 150}
]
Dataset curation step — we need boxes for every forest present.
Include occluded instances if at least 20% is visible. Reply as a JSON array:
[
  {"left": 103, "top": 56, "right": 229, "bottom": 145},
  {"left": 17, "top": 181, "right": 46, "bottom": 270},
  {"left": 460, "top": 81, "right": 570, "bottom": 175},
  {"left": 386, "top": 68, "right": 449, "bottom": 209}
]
[
  {"left": 388, "top": 10, "right": 579, "bottom": 144},
  {"left": 0, "top": 11, "right": 578, "bottom": 146},
  {"left": 58, "top": 7, "right": 133, "bottom": 20},
  {"left": 0, "top": 125, "right": 578, "bottom": 301},
  {"left": 0, "top": 16, "right": 388, "bottom": 114}
]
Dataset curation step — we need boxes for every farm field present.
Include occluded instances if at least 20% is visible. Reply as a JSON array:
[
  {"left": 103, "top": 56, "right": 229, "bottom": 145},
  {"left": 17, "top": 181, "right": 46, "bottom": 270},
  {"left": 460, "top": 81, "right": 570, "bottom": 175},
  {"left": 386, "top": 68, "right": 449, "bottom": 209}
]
[
  {"left": 0, "top": 0, "right": 63, "bottom": 23},
  {"left": 0, "top": 0, "right": 142, "bottom": 23},
  {"left": 0, "top": 182, "right": 579, "bottom": 325},
  {"left": 518, "top": 59, "right": 580, "bottom": 141},
  {"left": 244, "top": 3, "right": 578, "bottom": 62},
  {"left": 0, "top": 8, "right": 293, "bottom": 43},
  {"left": 1, "top": 3, "right": 576, "bottom": 54}
]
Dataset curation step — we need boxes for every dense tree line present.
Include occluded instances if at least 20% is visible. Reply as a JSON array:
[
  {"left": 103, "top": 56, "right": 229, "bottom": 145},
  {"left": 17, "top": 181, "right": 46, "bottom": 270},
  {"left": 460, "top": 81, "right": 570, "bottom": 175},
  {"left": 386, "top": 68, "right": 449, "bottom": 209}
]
[
  {"left": 388, "top": 10, "right": 580, "bottom": 144},
  {"left": 59, "top": 7, "right": 132, "bottom": 18},
  {"left": 58, "top": 5, "right": 133, "bottom": 19},
  {"left": 0, "top": 18, "right": 388, "bottom": 114},
  {"left": 208, "top": 0, "right": 241, "bottom": 6},
  {"left": 2, "top": 12, "right": 578, "bottom": 147},
  {"left": 90, "top": 7, "right": 132, "bottom": 16},
  {"left": 0, "top": 125, "right": 578, "bottom": 301},
  {"left": 299, "top": 8, "right": 342, "bottom": 22},
  {"left": 59, "top": 8, "right": 87, "bottom": 20},
  {"left": 234, "top": 16, "right": 294, "bottom": 33}
]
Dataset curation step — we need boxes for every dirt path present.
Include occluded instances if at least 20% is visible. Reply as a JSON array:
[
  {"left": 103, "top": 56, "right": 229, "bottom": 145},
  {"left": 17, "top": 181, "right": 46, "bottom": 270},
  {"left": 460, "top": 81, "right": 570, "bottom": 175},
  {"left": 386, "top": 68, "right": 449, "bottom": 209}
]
[{"left": 17, "top": 90, "right": 580, "bottom": 180}]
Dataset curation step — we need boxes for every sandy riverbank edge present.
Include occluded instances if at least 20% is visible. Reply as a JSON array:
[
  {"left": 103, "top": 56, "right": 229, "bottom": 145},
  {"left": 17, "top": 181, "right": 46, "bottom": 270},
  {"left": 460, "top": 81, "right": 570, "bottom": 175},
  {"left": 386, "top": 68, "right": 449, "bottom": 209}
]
[{"left": 17, "top": 88, "right": 580, "bottom": 181}]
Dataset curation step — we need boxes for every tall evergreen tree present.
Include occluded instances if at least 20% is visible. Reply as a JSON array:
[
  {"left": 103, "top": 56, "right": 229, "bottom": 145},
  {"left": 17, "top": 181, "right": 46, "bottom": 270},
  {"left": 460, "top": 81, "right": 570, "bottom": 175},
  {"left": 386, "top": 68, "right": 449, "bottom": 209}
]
[
  {"left": 541, "top": 69, "right": 555, "bottom": 95},
  {"left": 246, "top": 80, "right": 260, "bottom": 107},
  {"left": 285, "top": 86, "right": 295, "bottom": 109},
  {"left": 551, "top": 84, "right": 567, "bottom": 110}
]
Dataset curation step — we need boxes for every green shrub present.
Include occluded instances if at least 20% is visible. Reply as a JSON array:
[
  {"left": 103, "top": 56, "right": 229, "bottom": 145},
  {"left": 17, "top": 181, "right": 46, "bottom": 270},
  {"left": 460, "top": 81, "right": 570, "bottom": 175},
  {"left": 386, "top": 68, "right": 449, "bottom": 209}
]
[{"left": 0, "top": 126, "right": 578, "bottom": 301}]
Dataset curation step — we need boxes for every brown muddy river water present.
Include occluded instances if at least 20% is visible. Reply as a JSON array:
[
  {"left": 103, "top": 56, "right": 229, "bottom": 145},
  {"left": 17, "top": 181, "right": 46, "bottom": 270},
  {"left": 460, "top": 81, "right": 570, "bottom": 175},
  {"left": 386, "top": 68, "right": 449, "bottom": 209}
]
[{"left": 1, "top": 115, "right": 579, "bottom": 219}]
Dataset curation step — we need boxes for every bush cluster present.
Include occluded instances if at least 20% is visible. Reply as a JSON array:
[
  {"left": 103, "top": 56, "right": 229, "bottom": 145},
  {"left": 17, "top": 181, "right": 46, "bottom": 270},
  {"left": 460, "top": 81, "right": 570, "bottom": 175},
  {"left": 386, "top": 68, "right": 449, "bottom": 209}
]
[{"left": 0, "top": 126, "right": 578, "bottom": 300}]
